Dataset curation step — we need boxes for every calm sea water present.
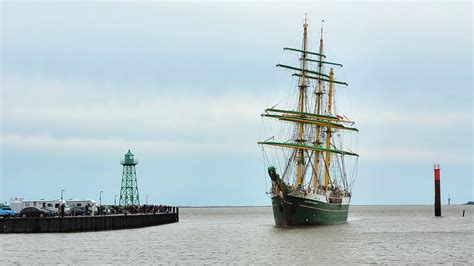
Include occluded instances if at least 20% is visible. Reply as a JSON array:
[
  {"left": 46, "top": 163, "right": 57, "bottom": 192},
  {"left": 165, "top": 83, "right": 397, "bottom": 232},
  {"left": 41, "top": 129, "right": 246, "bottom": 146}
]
[{"left": 1, "top": 205, "right": 473, "bottom": 264}]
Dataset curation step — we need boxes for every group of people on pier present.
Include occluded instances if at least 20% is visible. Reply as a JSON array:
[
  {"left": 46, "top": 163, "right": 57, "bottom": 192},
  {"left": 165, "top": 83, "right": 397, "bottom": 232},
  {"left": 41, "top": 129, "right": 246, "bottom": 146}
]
[
  {"left": 120, "top": 204, "right": 176, "bottom": 214},
  {"left": 96, "top": 204, "right": 177, "bottom": 215}
]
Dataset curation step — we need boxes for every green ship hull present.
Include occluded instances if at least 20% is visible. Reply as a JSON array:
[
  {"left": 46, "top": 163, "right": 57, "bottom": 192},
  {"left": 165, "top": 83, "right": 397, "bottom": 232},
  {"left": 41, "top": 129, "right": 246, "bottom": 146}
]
[{"left": 271, "top": 194, "right": 349, "bottom": 227}]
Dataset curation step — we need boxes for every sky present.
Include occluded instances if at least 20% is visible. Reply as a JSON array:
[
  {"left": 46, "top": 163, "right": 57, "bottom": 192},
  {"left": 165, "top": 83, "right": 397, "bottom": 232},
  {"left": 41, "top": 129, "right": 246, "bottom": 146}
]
[{"left": 1, "top": 1, "right": 472, "bottom": 206}]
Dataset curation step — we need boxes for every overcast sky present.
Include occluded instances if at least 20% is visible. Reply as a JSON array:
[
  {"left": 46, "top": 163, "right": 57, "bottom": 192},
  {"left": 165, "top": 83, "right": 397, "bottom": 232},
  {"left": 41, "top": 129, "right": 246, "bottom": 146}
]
[{"left": 1, "top": 1, "right": 472, "bottom": 206}]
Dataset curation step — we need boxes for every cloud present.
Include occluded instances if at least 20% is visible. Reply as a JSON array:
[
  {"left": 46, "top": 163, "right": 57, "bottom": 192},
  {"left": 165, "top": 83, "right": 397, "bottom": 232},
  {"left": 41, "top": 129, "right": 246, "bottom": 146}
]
[
  {"left": 2, "top": 74, "right": 269, "bottom": 135},
  {"left": 2, "top": 74, "right": 472, "bottom": 164},
  {"left": 0, "top": 134, "right": 251, "bottom": 155},
  {"left": 1, "top": 75, "right": 276, "bottom": 155},
  {"left": 360, "top": 146, "right": 471, "bottom": 164},
  {"left": 355, "top": 108, "right": 472, "bottom": 128}
]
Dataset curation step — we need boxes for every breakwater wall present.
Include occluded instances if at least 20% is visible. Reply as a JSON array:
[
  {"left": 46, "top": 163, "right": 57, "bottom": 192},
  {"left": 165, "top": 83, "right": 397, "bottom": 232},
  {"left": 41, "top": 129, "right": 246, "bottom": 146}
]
[{"left": 0, "top": 211, "right": 178, "bottom": 233}]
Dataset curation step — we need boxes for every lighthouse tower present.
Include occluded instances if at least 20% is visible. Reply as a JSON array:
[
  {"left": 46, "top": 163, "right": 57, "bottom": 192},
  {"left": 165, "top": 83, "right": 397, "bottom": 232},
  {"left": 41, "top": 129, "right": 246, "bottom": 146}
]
[{"left": 119, "top": 149, "right": 140, "bottom": 206}]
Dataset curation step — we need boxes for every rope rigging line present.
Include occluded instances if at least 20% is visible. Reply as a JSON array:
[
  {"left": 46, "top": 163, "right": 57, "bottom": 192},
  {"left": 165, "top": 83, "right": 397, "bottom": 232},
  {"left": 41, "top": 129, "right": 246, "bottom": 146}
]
[{"left": 261, "top": 147, "right": 270, "bottom": 194}]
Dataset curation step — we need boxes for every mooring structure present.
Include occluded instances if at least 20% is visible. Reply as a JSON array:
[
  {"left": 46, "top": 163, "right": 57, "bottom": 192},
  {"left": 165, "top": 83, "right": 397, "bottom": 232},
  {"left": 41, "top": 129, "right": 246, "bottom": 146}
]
[
  {"left": 434, "top": 164, "right": 441, "bottom": 216},
  {"left": 119, "top": 149, "right": 140, "bottom": 206}
]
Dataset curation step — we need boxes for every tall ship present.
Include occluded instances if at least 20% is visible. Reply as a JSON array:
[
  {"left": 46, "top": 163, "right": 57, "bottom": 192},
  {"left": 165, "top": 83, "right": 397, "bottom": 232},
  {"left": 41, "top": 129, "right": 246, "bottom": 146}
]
[{"left": 258, "top": 16, "right": 359, "bottom": 227}]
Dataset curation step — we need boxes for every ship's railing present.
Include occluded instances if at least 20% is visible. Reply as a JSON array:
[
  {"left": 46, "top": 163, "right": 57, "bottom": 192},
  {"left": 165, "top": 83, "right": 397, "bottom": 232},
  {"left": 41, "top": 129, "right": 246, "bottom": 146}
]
[{"left": 120, "top": 160, "right": 138, "bottom": 165}]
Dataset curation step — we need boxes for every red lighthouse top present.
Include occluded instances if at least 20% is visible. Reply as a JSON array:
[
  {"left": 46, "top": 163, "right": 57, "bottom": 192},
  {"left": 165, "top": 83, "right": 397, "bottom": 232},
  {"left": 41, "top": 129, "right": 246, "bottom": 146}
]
[{"left": 434, "top": 164, "right": 440, "bottom": 180}]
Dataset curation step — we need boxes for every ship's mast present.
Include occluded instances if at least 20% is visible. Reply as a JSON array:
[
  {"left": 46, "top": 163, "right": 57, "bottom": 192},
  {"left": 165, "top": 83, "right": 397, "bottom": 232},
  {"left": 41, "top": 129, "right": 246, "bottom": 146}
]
[
  {"left": 312, "top": 22, "right": 324, "bottom": 192},
  {"left": 324, "top": 68, "right": 334, "bottom": 192},
  {"left": 296, "top": 15, "right": 309, "bottom": 188}
]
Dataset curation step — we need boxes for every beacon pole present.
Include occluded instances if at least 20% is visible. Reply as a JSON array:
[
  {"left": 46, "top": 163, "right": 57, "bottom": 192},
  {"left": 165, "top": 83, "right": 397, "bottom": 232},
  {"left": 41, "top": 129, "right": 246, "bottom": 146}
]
[
  {"left": 99, "top": 190, "right": 104, "bottom": 215},
  {"left": 434, "top": 164, "right": 441, "bottom": 217}
]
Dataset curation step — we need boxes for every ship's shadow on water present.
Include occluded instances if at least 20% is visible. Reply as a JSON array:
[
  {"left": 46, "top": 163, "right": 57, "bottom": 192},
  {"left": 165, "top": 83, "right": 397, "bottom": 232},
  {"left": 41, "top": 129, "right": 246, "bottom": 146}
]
[
  {"left": 268, "top": 217, "right": 363, "bottom": 230},
  {"left": 270, "top": 222, "right": 349, "bottom": 230}
]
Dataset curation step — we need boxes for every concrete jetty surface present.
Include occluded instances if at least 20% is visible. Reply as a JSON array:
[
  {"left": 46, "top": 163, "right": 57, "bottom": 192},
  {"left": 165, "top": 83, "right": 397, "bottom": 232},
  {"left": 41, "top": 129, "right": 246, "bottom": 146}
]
[{"left": 0, "top": 211, "right": 178, "bottom": 233}]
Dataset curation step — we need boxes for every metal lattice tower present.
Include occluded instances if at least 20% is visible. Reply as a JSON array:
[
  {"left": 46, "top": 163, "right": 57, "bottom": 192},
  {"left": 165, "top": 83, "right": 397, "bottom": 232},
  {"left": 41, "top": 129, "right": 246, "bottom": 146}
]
[{"left": 119, "top": 149, "right": 140, "bottom": 206}]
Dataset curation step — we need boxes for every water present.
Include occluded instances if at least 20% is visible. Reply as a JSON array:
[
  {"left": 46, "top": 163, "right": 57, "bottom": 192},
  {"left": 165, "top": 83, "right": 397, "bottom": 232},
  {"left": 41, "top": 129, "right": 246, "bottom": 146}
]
[{"left": 1, "top": 205, "right": 473, "bottom": 264}]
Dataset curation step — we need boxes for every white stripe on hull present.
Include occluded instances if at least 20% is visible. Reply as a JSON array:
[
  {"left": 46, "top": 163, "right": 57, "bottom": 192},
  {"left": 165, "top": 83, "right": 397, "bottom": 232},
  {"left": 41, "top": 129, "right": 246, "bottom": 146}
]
[{"left": 272, "top": 191, "right": 351, "bottom": 205}]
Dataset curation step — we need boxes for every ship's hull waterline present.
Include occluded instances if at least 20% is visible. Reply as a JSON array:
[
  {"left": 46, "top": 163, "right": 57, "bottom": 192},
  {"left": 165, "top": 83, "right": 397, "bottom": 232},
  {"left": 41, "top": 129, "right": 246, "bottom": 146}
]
[{"left": 271, "top": 194, "right": 349, "bottom": 227}]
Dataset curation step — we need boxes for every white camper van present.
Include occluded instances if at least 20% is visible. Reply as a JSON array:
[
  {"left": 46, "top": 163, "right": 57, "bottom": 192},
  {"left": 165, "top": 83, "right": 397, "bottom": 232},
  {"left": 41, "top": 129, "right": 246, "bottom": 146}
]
[
  {"left": 10, "top": 197, "right": 69, "bottom": 213},
  {"left": 66, "top": 200, "right": 98, "bottom": 215}
]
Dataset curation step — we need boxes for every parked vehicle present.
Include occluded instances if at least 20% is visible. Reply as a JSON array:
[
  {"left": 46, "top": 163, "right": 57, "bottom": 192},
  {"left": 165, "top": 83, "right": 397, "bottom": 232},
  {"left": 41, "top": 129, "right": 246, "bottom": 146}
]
[
  {"left": 0, "top": 206, "right": 17, "bottom": 217},
  {"left": 66, "top": 200, "right": 98, "bottom": 215},
  {"left": 69, "top": 207, "right": 85, "bottom": 216},
  {"left": 10, "top": 197, "right": 70, "bottom": 214},
  {"left": 19, "top": 207, "right": 53, "bottom": 217},
  {"left": 45, "top": 209, "right": 59, "bottom": 217}
]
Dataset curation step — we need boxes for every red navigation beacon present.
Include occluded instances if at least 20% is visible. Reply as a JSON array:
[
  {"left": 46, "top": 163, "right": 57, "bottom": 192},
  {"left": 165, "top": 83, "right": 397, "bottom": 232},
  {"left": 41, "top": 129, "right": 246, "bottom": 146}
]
[{"left": 434, "top": 164, "right": 441, "bottom": 216}]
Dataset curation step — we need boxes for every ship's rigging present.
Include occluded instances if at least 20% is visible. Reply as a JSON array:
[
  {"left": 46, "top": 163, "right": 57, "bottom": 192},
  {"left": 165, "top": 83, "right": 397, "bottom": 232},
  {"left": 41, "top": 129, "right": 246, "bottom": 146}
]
[{"left": 259, "top": 15, "right": 358, "bottom": 197}]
